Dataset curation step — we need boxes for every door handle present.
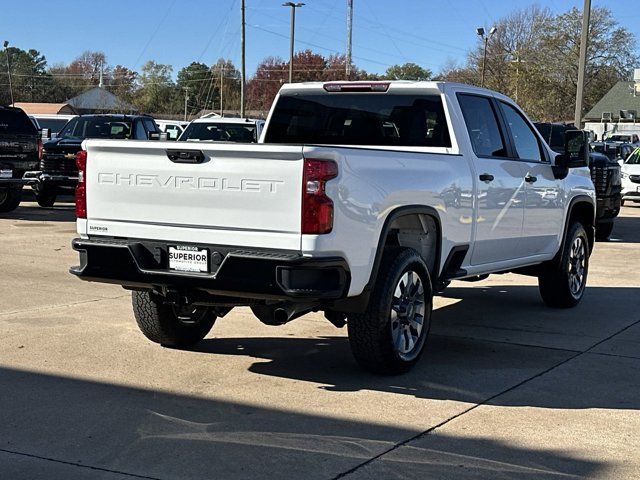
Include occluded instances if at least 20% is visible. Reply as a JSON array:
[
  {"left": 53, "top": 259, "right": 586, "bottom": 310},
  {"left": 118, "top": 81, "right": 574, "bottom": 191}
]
[
  {"left": 479, "top": 173, "right": 494, "bottom": 182},
  {"left": 524, "top": 174, "right": 538, "bottom": 183},
  {"left": 166, "top": 149, "right": 205, "bottom": 164}
]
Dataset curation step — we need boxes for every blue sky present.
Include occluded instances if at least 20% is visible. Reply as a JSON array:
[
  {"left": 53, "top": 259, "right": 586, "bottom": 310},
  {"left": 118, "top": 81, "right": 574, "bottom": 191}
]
[{"left": 1, "top": 0, "right": 638, "bottom": 77}]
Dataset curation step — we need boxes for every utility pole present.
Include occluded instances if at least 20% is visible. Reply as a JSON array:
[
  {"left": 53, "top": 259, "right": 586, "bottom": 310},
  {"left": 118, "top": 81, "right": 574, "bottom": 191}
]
[
  {"left": 183, "top": 87, "right": 189, "bottom": 121},
  {"left": 346, "top": 0, "right": 353, "bottom": 79},
  {"left": 574, "top": 0, "right": 591, "bottom": 129},
  {"left": 3, "top": 41, "right": 14, "bottom": 106},
  {"left": 511, "top": 51, "right": 522, "bottom": 103},
  {"left": 283, "top": 2, "right": 304, "bottom": 84},
  {"left": 240, "top": 0, "right": 246, "bottom": 118},
  {"left": 219, "top": 64, "right": 224, "bottom": 117},
  {"left": 476, "top": 26, "right": 497, "bottom": 88}
]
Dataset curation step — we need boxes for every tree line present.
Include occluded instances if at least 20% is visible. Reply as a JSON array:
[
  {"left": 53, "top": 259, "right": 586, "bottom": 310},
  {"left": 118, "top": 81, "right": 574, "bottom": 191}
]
[{"left": 0, "top": 5, "right": 636, "bottom": 121}]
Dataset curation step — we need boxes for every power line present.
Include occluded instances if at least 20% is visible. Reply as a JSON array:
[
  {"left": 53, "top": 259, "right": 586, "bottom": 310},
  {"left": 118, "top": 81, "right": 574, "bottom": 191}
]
[{"left": 132, "top": 0, "right": 177, "bottom": 69}]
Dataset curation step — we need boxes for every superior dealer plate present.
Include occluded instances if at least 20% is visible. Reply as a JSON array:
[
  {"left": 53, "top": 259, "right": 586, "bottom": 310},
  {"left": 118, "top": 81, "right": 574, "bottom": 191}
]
[{"left": 168, "top": 246, "right": 209, "bottom": 273}]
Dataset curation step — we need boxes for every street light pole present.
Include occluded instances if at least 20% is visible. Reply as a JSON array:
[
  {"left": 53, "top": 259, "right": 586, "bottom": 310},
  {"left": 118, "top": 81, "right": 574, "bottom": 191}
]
[
  {"left": 3, "top": 41, "right": 14, "bottom": 106},
  {"left": 346, "top": 0, "right": 353, "bottom": 79},
  {"left": 219, "top": 64, "right": 224, "bottom": 117},
  {"left": 183, "top": 87, "right": 189, "bottom": 121},
  {"left": 240, "top": 0, "right": 246, "bottom": 118},
  {"left": 283, "top": 2, "right": 304, "bottom": 84},
  {"left": 574, "top": 0, "right": 591, "bottom": 129},
  {"left": 477, "top": 26, "right": 497, "bottom": 88}
]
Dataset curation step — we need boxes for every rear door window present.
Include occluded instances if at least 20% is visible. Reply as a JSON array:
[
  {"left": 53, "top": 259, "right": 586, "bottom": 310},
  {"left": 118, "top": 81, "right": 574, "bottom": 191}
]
[
  {"left": 457, "top": 94, "right": 507, "bottom": 157},
  {"left": 264, "top": 93, "right": 451, "bottom": 147}
]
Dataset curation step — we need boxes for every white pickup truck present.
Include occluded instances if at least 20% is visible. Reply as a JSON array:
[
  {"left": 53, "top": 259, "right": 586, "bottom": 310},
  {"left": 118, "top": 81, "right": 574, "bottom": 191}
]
[{"left": 71, "top": 81, "right": 595, "bottom": 374}]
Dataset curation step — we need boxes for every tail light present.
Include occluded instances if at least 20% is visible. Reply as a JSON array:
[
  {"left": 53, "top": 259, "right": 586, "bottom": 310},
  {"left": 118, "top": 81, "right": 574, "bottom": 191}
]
[
  {"left": 302, "top": 159, "right": 338, "bottom": 234},
  {"left": 75, "top": 150, "right": 87, "bottom": 218},
  {"left": 37, "top": 139, "right": 43, "bottom": 160}
]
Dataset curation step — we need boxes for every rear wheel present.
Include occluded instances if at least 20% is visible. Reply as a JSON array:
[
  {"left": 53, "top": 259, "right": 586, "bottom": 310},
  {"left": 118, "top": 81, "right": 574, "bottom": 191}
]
[
  {"left": 538, "top": 222, "right": 589, "bottom": 308},
  {"left": 347, "top": 247, "right": 433, "bottom": 375},
  {"left": 0, "top": 187, "right": 22, "bottom": 213},
  {"left": 132, "top": 291, "right": 216, "bottom": 347},
  {"left": 595, "top": 221, "right": 614, "bottom": 241}
]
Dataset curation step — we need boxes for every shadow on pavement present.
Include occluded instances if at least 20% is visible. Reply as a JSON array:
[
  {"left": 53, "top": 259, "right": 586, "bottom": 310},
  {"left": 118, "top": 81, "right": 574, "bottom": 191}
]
[
  {"left": 609, "top": 214, "right": 640, "bottom": 243},
  {"left": 3, "top": 195, "right": 75, "bottom": 223},
  {"left": 0, "top": 366, "right": 604, "bottom": 480},
  {"left": 194, "top": 285, "right": 639, "bottom": 409}
]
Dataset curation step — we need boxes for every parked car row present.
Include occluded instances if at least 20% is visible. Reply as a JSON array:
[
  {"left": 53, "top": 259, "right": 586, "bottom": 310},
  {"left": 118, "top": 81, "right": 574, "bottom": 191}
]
[{"left": 0, "top": 106, "right": 266, "bottom": 211}]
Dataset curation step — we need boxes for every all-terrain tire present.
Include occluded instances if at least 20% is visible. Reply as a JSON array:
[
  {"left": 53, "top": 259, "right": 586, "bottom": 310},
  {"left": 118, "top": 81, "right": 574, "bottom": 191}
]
[
  {"left": 0, "top": 187, "right": 22, "bottom": 213},
  {"left": 132, "top": 291, "right": 216, "bottom": 347},
  {"left": 36, "top": 193, "right": 57, "bottom": 208},
  {"left": 347, "top": 247, "right": 433, "bottom": 375},
  {"left": 538, "top": 222, "right": 589, "bottom": 308}
]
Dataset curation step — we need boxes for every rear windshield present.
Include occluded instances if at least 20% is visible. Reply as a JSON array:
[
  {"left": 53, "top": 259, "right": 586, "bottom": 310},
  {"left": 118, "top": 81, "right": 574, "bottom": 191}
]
[
  {"left": 264, "top": 93, "right": 451, "bottom": 147},
  {"left": 0, "top": 109, "right": 37, "bottom": 135},
  {"left": 59, "top": 116, "right": 133, "bottom": 139},
  {"left": 36, "top": 118, "right": 71, "bottom": 133},
  {"left": 179, "top": 122, "right": 257, "bottom": 143}
]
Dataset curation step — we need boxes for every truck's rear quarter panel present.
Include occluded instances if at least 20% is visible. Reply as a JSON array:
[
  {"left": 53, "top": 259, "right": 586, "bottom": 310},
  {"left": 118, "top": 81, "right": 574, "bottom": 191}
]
[{"left": 301, "top": 145, "right": 474, "bottom": 296}]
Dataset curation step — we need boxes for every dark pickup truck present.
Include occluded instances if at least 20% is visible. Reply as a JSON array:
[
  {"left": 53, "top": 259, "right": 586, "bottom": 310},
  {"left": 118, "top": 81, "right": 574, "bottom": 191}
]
[
  {"left": 0, "top": 106, "right": 41, "bottom": 212},
  {"left": 25, "top": 114, "right": 161, "bottom": 207},
  {"left": 535, "top": 122, "right": 622, "bottom": 240}
]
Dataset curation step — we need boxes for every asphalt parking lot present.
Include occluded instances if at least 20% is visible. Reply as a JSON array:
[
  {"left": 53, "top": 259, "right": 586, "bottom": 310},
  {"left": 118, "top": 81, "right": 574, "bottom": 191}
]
[{"left": 1, "top": 196, "right": 639, "bottom": 480}]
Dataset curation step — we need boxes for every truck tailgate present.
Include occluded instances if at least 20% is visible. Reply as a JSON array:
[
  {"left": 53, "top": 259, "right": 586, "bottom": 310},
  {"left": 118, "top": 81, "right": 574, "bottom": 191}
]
[{"left": 82, "top": 140, "right": 304, "bottom": 250}]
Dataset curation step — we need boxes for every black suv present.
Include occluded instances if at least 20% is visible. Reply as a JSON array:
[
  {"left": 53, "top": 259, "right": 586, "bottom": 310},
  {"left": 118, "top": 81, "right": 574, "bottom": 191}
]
[
  {"left": 25, "top": 114, "right": 160, "bottom": 207},
  {"left": 0, "top": 106, "right": 41, "bottom": 212},
  {"left": 535, "top": 122, "right": 622, "bottom": 240}
]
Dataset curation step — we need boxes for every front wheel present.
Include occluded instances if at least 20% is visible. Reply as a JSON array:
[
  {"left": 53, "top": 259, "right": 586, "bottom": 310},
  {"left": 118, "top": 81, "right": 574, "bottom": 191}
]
[
  {"left": 538, "top": 222, "right": 589, "bottom": 308},
  {"left": 132, "top": 291, "right": 216, "bottom": 347},
  {"left": 347, "top": 247, "right": 433, "bottom": 375}
]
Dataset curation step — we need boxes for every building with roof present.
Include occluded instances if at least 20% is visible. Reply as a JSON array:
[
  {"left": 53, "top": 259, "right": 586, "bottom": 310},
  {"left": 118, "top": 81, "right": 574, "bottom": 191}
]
[
  {"left": 66, "top": 86, "right": 136, "bottom": 115},
  {"left": 584, "top": 73, "right": 640, "bottom": 140},
  {"left": 13, "top": 102, "right": 77, "bottom": 115}
]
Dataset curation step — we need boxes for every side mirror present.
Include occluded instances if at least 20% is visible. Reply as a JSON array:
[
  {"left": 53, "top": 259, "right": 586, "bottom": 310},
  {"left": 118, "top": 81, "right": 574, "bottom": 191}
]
[
  {"left": 148, "top": 132, "right": 161, "bottom": 141},
  {"left": 556, "top": 130, "right": 589, "bottom": 169},
  {"left": 159, "top": 132, "right": 169, "bottom": 141},
  {"left": 40, "top": 128, "right": 50, "bottom": 140}
]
